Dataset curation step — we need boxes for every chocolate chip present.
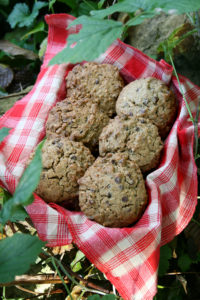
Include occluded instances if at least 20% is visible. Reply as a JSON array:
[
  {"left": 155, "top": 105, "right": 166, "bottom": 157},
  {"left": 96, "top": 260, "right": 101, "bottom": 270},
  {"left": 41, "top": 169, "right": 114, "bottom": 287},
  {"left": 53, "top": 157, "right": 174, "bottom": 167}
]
[
  {"left": 71, "top": 155, "right": 77, "bottom": 160},
  {"left": 107, "top": 192, "right": 112, "bottom": 198},
  {"left": 135, "top": 127, "right": 140, "bottom": 132},
  {"left": 143, "top": 99, "right": 149, "bottom": 105},
  {"left": 115, "top": 177, "right": 121, "bottom": 184},
  {"left": 122, "top": 196, "right": 128, "bottom": 202},
  {"left": 95, "top": 79, "right": 99, "bottom": 84},
  {"left": 119, "top": 185, "right": 124, "bottom": 191},
  {"left": 152, "top": 96, "right": 159, "bottom": 104},
  {"left": 57, "top": 142, "right": 63, "bottom": 148},
  {"left": 111, "top": 159, "right": 116, "bottom": 165},
  {"left": 139, "top": 108, "right": 146, "bottom": 115}
]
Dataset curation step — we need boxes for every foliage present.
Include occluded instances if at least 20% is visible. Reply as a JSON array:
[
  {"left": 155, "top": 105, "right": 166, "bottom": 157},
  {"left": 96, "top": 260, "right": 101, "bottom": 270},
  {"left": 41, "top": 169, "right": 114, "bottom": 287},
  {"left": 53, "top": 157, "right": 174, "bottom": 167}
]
[
  {"left": 0, "top": 135, "right": 44, "bottom": 284},
  {"left": 0, "top": 233, "right": 45, "bottom": 283},
  {"left": 0, "top": 0, "right": 200, "bottom": 299},
  {"left": 50, "top": 0, "right": 200, "bottom": 64},
  {"left": 0, "top": 141, "right": 43, "bottom": 225},
  {"left": 49, "top": 16, "right": 124, "bottom": 64},
  {"left": 7, "top": 2, "right": 48, "bottom": 29}
]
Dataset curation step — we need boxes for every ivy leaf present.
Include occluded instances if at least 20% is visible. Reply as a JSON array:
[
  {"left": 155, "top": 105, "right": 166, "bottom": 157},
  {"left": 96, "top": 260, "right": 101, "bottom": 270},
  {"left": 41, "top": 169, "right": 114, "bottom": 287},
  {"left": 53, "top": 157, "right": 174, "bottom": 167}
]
[
  {"left": 49, "top": 16, "right": 124, "bottom": 65},
  {"left": 90, "top": 0, "right": 158, "bottom": 19},
  {"left": 0, "top": 233, "right": 45, "bottom": 283},
  {"left": 158, "top": 244, "right": 172, "bottom": 277},
  {"left": 0, "top": 141, "right": 43, "bottom": 224},
  {"left": 7, "top": 2, "right": 48, "bottom": 29},
  {"left": 0, "top": 127, "right": 11, "bottom": 142}
]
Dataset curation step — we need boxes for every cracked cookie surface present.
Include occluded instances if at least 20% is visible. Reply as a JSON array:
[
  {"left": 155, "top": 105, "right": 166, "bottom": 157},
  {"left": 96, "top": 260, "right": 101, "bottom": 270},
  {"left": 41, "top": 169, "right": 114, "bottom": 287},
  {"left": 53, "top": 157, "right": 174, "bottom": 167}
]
[
  {"left": 79, "top": 153, "right": 147, "bottom": 227},
  {"left": 46, "top": 98, "right": 109, "bottom": 149},
  {"left": 66, "top": 62, "right": 124, "bottom": 116},
  {"left": 116, "top": 77, "right": 177, "bottom": 137},
  {"left": 35, "top": 138, "right": 95, "bottom": 208},
  {"left": 99, "top": 116, "right": 163, "bottom": 173}
]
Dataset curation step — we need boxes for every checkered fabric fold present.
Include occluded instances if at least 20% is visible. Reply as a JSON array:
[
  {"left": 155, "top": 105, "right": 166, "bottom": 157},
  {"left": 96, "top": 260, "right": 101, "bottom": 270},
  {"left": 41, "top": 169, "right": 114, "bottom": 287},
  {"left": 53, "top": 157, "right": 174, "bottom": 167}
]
[{"left": 0, "top": 14, "right": 199, "bottom": 300}]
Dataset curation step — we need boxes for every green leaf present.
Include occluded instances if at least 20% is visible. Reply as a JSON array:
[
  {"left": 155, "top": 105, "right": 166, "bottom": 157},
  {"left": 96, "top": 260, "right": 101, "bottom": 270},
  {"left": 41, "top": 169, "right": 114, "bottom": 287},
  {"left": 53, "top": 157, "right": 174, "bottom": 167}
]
[
  {"left": 91, "top": 0, "right": 158, "bottom": 19},
  {"left": 58, "top": 0, "right": 77, "bottom": 10},
  {"left": 158, "top": 244, "right": 172, "bottom": 277},
  {"left": 49, "top": 0, "right": 56, "bottom": 11},
  {"left": 78, "top": 1, "right": 99, "bottom": 16},
  {"left": 0, "top": 0, "right": 9, "bottom": 6},
  {"left": 126, "top": 11, "right": 156, "bottom": 27},
  {"left": 7, "top": 2, "right": 47, "bottom": 29},
  {"left": 70, "top": 250, "right": 85, "bottom": 272},
  {"left": 0, "top": 233, "right": 45, "bottom": 283},
  {"left": 49, "top": 16, "right": 124, "bottom": 64},
  {"left": 7, "top": 3, "right": 30, "bottom": 28},
  {"left": 161, "top": 0, "right": 200, "bottom": 14},
  {"left": 21, "top": 21, "right": 45, "bottom": 40},
  {"left": 98, "top": 0, "right": 107, "bottom": 9},
  {"left": 178, "top": 253, "right": 192, "bottom": 272},
  {"left": 0, "top": 141, "right": 43, "bottom": 224},
  {"left": 0, "top": 127, "right": 11, "bottom": 142}
]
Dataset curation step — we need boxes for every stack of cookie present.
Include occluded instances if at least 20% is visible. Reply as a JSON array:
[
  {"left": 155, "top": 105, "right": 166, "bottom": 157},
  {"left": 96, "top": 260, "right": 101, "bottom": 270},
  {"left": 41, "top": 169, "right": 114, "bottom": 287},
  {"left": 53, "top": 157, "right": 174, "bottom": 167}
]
[{"left": 34, "top": 63, "right": 177, "bottom": 228}]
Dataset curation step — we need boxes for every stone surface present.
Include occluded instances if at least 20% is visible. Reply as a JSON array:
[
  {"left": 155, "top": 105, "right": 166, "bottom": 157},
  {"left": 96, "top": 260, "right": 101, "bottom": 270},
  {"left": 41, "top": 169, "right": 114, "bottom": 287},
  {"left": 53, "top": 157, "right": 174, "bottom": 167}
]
[{"left": 127, "top": 13, "right": 200, "bottom": 86}]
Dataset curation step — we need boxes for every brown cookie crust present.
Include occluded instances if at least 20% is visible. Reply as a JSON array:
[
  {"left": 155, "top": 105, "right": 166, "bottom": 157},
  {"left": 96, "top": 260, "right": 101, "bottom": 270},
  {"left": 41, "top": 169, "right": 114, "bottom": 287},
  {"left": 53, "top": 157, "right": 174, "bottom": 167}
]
[
  {"left": 66, "top": 62, "right": 124, "bottom": 116},
  {"left": 116, "top": 77, "right": 177, "bottom": 137},
  {"left": 79, "top": 153, "right": 147, "bottom": 227},
  {"left": 99, "top": 116, "right": 163, "bottom": 173},
  {"left": 46, "top": 98, "right": 109, "bottom": 149},
  {"left": 35, "top": 138, "right": 95, "bottom": 207}
]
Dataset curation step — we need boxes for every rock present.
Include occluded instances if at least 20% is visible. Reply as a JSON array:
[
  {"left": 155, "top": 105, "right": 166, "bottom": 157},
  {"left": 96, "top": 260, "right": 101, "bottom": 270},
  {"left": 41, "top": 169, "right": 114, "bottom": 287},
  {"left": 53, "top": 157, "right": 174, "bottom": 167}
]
[{"left": 127, "top": 13, "right": 200, "bottom": 86}]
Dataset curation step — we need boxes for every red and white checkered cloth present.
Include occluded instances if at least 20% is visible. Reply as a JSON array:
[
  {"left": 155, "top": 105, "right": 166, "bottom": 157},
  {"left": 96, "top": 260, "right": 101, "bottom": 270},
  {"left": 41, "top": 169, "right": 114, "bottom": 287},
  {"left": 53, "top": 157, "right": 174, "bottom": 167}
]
[{"left": 0, "top": 14, "right": 199, "bottom": 300}]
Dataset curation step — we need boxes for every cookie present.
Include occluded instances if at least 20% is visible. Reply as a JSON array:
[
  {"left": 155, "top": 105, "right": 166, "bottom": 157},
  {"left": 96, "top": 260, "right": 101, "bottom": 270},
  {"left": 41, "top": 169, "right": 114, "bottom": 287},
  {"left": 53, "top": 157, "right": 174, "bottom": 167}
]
[
  {"left": 33, "top": 138, "right": 95, "bottom": 208},
  {"left": 46, "top": 98, "right": 109, "bottom": 149},
  {"left": 79, "top": 153, "right": 147, "bottom": 227},
  {"left": 66, "top": 62, "right": 124, "bottom": 116},
  {"left": 116, "top": 77, "right": 177, "bottom": 137},
  {"left": 99, "top": 116, "right": 163, "bottom": 173}
]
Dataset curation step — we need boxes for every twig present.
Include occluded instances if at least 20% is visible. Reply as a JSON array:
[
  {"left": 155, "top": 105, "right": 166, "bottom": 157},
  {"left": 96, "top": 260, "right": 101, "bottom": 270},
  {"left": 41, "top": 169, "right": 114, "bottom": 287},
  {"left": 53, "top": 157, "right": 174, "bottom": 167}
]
[
  {"left": 44, "top": 250, "right": 111, "bottom": 295},
  {"left": 0, "top": 274, "right": 69, "bottom": 286},
  {"left": 166, "top": 271, "right": 200, "bottom": 275},
  {"left": 0, "top": 87, "right": 32, "bottom": 100},
  {"left": 15, "top": 285, "right": 64, "bottom": 298},
  {"left": 55, "top": 257, "right": 111, "bottom": 294}
]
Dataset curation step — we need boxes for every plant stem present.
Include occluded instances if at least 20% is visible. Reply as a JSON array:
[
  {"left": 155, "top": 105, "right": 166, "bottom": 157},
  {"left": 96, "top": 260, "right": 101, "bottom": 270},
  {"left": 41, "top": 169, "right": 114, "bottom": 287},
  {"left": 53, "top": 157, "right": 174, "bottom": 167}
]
[
  {"left": 169, "top": 53, "right": 195, "bottom": 123},
  {"left": 51, "top": 256, "right": 73, "bottom": 300}
]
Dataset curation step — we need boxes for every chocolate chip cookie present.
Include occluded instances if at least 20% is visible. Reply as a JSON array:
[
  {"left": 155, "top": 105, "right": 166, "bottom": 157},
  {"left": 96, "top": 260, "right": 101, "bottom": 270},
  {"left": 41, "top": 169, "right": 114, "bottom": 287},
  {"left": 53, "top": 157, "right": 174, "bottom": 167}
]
[
  {"left": 116, "top": 77, "right": 177, "bottom": 137},
  {"left": 99, "top": 116, "right": 163, "bottom": 173},
  {"left": 34, "top": 138, "right": 95, "bottom": 208},
  {"left": 66, "top": 62, "right": 124, "bottom": 116},
  {"left": 46, "top": 98, "right": 109, "bottom": 149},
  {"left": 79, "top": 153, "right": 147, "bottom": 227}
]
